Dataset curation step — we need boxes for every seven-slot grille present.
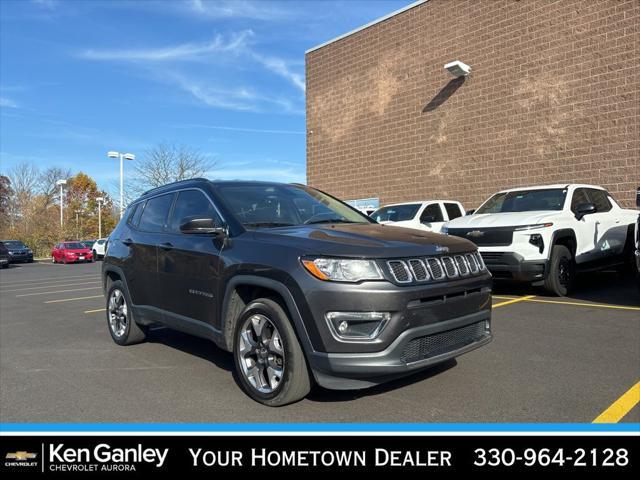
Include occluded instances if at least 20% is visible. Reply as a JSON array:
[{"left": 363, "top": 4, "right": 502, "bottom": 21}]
[{"left": 386, "top": 252, "right": 485, "bottom": 284}]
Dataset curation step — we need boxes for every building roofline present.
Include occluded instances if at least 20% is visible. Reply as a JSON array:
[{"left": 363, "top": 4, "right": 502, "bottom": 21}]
[{"left": 305, "top": 0, "right": 429, "bottom": 54}]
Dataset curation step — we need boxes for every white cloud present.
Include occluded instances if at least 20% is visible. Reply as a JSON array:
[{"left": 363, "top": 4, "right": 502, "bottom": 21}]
[
  {"left": 81, "top": 31, "right": 252, "bottom": 62},
  {"left": 252, "top": 54, "right": 305, "bottom": 92},
  {"left": 187, "top": 0, "right": 290, "bottom": 21},
  {"left": 31, "top": 0, "right": 58, "bottom": 9},
  {"left": 174, "top": 124, "right": 305, "bottom": 135},
  {"left": 0, "top": 97, "right": 18, "bottom": 108}
]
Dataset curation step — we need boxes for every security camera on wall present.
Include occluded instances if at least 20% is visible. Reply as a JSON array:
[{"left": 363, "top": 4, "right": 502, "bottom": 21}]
[{"left": 444, "top": 60, "right": 471, "bottom": 77}]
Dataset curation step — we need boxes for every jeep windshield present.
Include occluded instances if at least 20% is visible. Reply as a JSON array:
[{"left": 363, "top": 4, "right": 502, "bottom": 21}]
[
  {"left": 216, "top": 184, "right": 373, "bottom": 229},
  {"left": 476, "top": 188, "right": 567, "bottom": 214}
]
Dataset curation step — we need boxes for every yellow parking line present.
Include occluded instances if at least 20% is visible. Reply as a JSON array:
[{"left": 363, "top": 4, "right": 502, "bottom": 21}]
[
  {"left": 524, "top": 298, "right": 640, "bottom": 312},
  {"left": 45, "top": 295, "right": 103, "bottom": 304},
  {"left": 593, "top": 381, "right": 640, "bottom": 423},
  {"left": 3, "top": 281, "right": 101, "bottom": 293},
  {"left": 492, "top": 295, "right": 536, "bottom": 308},
  {"left": 16, "top": 286, "right": 102, "bottom": 297},
  {"left": 84, "top": 308, "right": 105, "bottom": 314},
  {"left": 492, "top": 295, "right": 519, "bottom": 300}
]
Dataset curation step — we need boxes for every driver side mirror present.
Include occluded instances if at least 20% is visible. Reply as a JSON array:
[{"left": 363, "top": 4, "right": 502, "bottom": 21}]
[
  {"left": 466, "top": 209, "right": 476, "bottom": 216},
  {"left": 575, "top": 202, "right": 597, "bottom": 220},
  {"left": 180, "top": 217, "right": 226, "bottom": 235}
]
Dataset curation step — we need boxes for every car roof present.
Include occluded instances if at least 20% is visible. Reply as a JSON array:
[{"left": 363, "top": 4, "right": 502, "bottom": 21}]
[
  {"left": 378, "top": 200, "right": 461, "bottom": 208},
  {"left": 497, "top": 184, "right": 604, "bottom": 193},
  {"left": 137, "top": 178, "right": 300, "bottom": 201}
]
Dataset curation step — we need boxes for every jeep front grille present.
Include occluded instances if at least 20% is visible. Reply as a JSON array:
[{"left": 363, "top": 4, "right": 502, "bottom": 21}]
[{"left": 385, "top": 252, "right": 486, "bottom": 284}]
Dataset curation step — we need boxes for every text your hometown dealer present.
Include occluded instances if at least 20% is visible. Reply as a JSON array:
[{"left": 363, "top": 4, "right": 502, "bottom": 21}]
[{"left": 50, "top": 444, "right": 168, "bottom": 468}]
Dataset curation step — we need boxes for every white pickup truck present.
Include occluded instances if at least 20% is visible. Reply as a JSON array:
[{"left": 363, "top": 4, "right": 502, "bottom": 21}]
[
  {"left": 442, "top": 184, "right": 637, "bottom": 296},
  {"left": 371, "top": 200, "right": 465, "bottom": 233}
]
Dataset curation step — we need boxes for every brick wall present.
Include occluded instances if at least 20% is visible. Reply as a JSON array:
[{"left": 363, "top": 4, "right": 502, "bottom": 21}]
[{"left": 306, "top": 0, "right": 640, "bottom": 209}]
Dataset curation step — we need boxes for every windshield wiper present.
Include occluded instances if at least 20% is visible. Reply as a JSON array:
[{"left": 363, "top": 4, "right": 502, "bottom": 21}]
[
  {"left": 244, "top": 222, "right": 295, "bottom": 228},
  {"left": 305, "top": 218, "right": 359, "bottom": 225}
]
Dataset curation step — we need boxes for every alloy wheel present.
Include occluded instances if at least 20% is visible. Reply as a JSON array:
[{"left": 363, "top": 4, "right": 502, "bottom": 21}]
[
  {"left": 108, "top": 289, "right": 128, "bottom": 338},
  {"left": 558, "top": 257, "right": 571, "bottom": 287},
  {"left": 237, "top": 314, "right": 285, "bottom": 394}
]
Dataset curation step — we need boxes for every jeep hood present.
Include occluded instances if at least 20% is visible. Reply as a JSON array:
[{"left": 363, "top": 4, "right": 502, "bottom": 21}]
[
  {"left": 446, "top": 211, "right": 563, "bottom": 228},
  {"left": 251, "top": 223, "right": 476, "bottom": 258}
]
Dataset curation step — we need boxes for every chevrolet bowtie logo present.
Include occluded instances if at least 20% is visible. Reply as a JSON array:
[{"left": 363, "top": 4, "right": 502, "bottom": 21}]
[
  {"left": 6, "top": 451, "right": 37, "bottom": 461},
  {"left": 466, "top": 230, "right": 485, "bottom": 237}
]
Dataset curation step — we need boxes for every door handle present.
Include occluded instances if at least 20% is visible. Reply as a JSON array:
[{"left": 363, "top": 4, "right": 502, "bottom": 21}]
[
  {"left": 122, "top": 238, "right": 133, "bottom": 246},
  {"left": 159, "top": 242, "right": 173, "bottom": 251}
]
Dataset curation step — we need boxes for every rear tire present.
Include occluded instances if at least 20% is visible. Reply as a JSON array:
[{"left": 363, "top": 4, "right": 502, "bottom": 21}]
[
  {"left": 233, "top": 298, "right": 310, "bottom": 406},
  {"left": 544, "top": 245, "right": 574, "bottom": 296},
  {"left": 106, "top": 280, "right": 146, "bottom": 346}
]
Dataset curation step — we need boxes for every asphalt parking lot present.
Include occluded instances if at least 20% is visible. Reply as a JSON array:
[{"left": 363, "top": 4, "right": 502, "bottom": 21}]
[{"left": 0, "top": 261, "right": 638, "bottom": 423}]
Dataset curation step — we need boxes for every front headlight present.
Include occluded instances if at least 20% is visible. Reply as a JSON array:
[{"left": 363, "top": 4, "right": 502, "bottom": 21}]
[
  {"left": 514, "top": 223, "right": 553, "bottom": 231},
  {"left": 301, "top": 257, "right": 383, "bottom": 282}
]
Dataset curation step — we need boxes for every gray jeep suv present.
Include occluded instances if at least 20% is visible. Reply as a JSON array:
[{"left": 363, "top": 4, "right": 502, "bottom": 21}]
[{"left": 102, "top": 179, "right": 492, "bottom": 406}]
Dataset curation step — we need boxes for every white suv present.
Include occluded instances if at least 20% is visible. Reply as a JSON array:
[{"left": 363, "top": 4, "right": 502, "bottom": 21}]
[
  {"left": 443, "top": 184, "right": 637, "bottom": 296},
  {"left": 371, "top": 201, "right": 465, "bottom": 233},
  {"left": 91, "top": 238, "right": 108, "bottom": 260}
]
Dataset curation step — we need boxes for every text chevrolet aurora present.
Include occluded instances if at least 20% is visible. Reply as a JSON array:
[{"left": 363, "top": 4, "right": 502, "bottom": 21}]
[{"left": 102, "top": 180, "right": 492, "bottom": 406}]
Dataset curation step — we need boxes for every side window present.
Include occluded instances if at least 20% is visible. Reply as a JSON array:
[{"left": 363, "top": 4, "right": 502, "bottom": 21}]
[
  {"left": 444, "top": 203, "right": 463, "bottom": 220},
  {"left": 571, "top": 188, "right": 590, "bottom": 213},
  {"left": 138, "top": 194, "right": 174, "bottom": 232},
  {"left": 420, "top": 203, "right": 444, "bottom": 223},
  {"left": 126, "top": 204, "right": 138, "bottom": 225},
  {"left": 169, "top": 190, "right": 220, "bottom": 232},
  {"left": 129, "top": 203, "right": 144, "bottom": 227},
  {"left": 587, "top": 189, "right": 612, "bottom": 213}
]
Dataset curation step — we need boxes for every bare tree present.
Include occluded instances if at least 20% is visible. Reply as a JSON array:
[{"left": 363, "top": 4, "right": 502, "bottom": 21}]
[
  {"left": 133, "top": 143, "right": 217, "bottom": 193},
  {"left": 39, "top": 166, "right": 72, "bottom": 209}
]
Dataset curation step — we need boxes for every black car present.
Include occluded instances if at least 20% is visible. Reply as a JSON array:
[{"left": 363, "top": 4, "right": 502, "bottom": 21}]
[
  {"left": 102, "top": 179, "right": 492, "bottom": 406},
  {"left": 1, "top": 240, "right": 34, "bottom": 263},
  {"left": 0, "top": 242, "right": 9, "bottom": 269}
]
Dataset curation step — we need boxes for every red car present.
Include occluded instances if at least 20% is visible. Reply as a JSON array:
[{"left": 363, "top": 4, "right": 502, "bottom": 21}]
[{"left": 51, "top": 242, "right": 94, "bottom": 264}]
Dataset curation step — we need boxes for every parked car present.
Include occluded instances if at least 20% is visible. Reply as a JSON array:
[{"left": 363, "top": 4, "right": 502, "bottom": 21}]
[
  {"left": 102, "top": 179, "right": 492, "bottom": 406},
  {"left": 0, "top": 240, "right": 34, "bottom": 263},
  {"left": 51, "top": 242, "right": 94, "bottom": 264},
  {"left": 92, "top": 238, "right": 108, "bottom": 260},
  {"left": 371, "top": 201, "right": 465, "bottom": 233},
  {"left": 0, "top": 242, "right": 10, "bottom": 269},
  {"left": 443, "top": 184, "right": 638, "bottom": 296}
]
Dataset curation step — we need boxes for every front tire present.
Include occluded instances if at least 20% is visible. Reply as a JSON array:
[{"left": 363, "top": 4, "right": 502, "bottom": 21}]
[
  {"left": 544, "top": 244, "right": 574, "bottom": 296},
  {"left": 233, "top": 298, "right": 310, "bottom": 406},
  {"left": 106, "top": 280, "right": 146, "bottom": 345}
]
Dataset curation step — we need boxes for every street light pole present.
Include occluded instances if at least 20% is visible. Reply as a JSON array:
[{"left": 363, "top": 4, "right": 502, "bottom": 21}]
[
  {"left": 107, "top": 151, "right": 135, "bottom": 218},
  {"left": 96, "top": 197, "right": 104, "bottom": 239},
  {"left": 75, "top": 210, "right": 82, "bottom": 239},
  {"left": 56, "top": 179, "right": 67, "bottom": 230}
]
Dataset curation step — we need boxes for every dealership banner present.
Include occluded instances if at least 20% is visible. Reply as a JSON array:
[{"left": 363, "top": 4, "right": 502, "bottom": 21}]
[{"left": 1, "top": 434, "right": 637, "bottom": 475}]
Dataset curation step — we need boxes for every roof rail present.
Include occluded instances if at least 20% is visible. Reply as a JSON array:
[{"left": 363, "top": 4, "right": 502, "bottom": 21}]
[{"left": 142, "top": 178, "right": 209, "bottom": 196}]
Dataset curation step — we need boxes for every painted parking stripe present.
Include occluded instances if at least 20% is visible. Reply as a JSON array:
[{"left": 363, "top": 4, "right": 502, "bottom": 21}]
[
  {"left": 85, "top": 308, "right": 106, "bottom": 314},
  {"left": 45, "top": 295, "right": 104, "bottom": 304},
  {"left": 0, "top": 274, "right": 99, "bottom": 288},
  {"left": 16, "top": 287, "right": 102, "bottom": 297},
  {"left": 2, "top": 281, "right": 101, "bottom": 293},
  {"left": 593, "top": 381, "right": 640, "bottom": 423},
  {"left": 520, "top": 298, "right": 640, "bottom": 312},
  {"left": 492, "top": 295, "right": 640, "bottom": 312},
  {"left": 492, "top": 295, "right": 536, "bottom": 308}
]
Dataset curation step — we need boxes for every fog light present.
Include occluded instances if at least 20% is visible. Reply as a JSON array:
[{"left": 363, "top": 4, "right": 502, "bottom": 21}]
[
  {"left": 326, "top": 312, "right": 390, "bottom": 341},
  {"left": 529, "top": 233, "right": 544, "bottom": 253}
]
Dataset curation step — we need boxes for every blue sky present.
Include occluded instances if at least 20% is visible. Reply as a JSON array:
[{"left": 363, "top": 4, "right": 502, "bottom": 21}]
[{"left": 0, "top": 0, "right": 409, "bottom": 194}]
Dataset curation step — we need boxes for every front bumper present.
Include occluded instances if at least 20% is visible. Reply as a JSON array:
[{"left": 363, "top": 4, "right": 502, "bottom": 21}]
[
  {"left": 309, "top": 310, "right": 492, "bottom": 389},
  {"left": 8, "top": 253, "right": 33, "bottom": 263},
  {"left": 480, "top": 251, "right": 547, "bottom": 283}
]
